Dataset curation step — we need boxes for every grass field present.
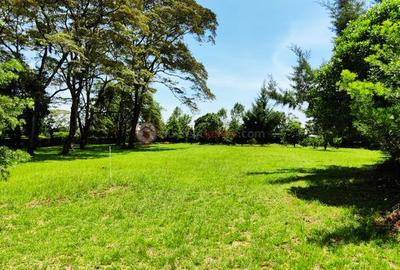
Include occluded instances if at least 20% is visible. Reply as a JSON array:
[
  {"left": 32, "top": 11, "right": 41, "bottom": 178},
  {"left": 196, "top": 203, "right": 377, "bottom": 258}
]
[{"left": 1, "top": 144, "right": 399, "bottom": 269}]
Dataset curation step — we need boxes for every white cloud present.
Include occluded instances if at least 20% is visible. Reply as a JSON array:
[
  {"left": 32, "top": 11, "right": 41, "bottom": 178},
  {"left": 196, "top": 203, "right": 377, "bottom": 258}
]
[{"left": 271, "top": 15, "right": 333, "bottom": 88}]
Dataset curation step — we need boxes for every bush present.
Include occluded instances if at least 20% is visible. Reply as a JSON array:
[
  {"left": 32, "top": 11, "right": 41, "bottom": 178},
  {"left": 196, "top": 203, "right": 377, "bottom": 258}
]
[
  {"left": 53, "top": 131, "right": 69, "bottom": 139},
  {"left": 332, "top": 137, "right": 343, "bottom": 149},
  {"left": 248, "top": 138, "right": 258, "bottom": 145},
  {"left": 282, "top": 120, "right": 305, "bottom": 147},
  {"left": 194, "top": 113, "right": 224, "bottom": 144},
  {"left": 301, "top": 136, "right": 324, "bottom": 148},
  {"left": 0, "top": 147, "right": 30, "bottom": 180}
]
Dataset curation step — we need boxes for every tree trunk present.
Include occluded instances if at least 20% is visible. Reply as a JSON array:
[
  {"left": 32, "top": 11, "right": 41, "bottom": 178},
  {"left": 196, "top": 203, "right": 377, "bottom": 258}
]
[
  {"left": 78, "top": 114, "right": 84, "bottom": 148},
  {"left": 116, "top": 118, "right": 126, "bottom": 147},
  {"left": 26, "top": 83, "right": 50, "bottom": 155},
  {"left": 79, "top": 121, "right": 91, "bottom": 149},
  {"left": 79, "top": 81, "right": 94, "bottom": 150},
  {"left": 79, "top": 110, "right": 92, "bottom": 149},
  {"left": 324, "top": 141, "right": 328, "bottom": 151},
  {"left": 27, "top": 98, "right": 41, "bottom": 155},
  {"left": 49, "top": 130, "right": 54, "bottom": 145},
  {"left": 128, "top": 105, "right": 141, "bottom": 147},
  {"left": 128, "top": 89, "right": 144, "bottom": 148},
  {"left": 62, "top": 93, "right": 80, "bottom": 155},
  {"left": 11, "top": 126, "right": 22, "bottom": 149}
]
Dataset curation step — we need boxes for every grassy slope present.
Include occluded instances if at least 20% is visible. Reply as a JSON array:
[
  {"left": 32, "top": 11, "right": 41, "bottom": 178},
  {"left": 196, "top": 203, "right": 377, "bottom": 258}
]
[{"left": 0, "top": 144, "right": 399, "bottom": 269}]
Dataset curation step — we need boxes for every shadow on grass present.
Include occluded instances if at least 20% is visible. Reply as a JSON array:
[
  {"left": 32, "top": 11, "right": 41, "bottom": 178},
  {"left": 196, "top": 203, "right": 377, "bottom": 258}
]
[
  {"left": 248, "top": 164, "right": 400, "bottom": 245},
  {"left": 31, "top": 144, "right": 184, "bottom": 162}
]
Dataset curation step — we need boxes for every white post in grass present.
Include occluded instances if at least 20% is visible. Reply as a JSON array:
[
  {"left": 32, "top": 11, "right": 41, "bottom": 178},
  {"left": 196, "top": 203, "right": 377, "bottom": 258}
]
[{"left": 109, "top": 146, "right": 112, "bottom": 183}]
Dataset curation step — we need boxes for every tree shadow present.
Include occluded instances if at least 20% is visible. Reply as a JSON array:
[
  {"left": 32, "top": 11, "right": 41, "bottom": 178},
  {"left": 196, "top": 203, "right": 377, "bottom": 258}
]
[
  {"left": 31, "top": 144, "right": 184, "bottom": 162},
  {"left": 247, "top": 164, "right": 400, "bottom": 245}
]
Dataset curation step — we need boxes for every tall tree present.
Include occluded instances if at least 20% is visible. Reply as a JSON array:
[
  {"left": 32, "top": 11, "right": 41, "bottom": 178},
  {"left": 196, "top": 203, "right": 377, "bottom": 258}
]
[
  {"left": 59, "top": 0, "right": 146, "bottom": 154},
  {"left": 266, "top": 43, "right": 367, "bottom": 149},
  {"left": 265, "top": 1, "right": 372, "bottom": 148},
  {"left": 242, "top": 81, "right": 286, "bottom": 144},
  {"left": 113, "top": 0, "right": 218, "bottom": 147},
  {"left": 282, "top": 118, "right": 305, "bottom": 147},
  {"left": 228, "top": 103, "right": 245, "bottom": 132},
  {"left": 0, "top": 1, "right": 78, "bottom": 154},
  {"left": 194, "top": 113, "right": 224, "bottom": 144},
  {"left": 338, "top": 0, "right": 400, "bottom": 159},
  {"left": 92, "top": 83, "right": 133, "bottom": 146},
  {"left": 165, "top": 107, "right": 192, "bottom": 142}
]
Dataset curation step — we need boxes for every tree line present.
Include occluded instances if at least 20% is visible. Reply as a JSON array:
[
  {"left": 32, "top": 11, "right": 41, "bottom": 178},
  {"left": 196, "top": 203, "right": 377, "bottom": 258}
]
[
  {"left": 157, "top": 88, "right": 307, "bottom": 146},
  {"left": 6, "top": 83, "right": 314, "bottom": 148}
]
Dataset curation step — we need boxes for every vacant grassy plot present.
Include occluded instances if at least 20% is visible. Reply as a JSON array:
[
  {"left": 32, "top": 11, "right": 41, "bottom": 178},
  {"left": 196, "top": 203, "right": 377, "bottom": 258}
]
[{"left": 0, "top": 144, "right": 399, "bottom": 269}]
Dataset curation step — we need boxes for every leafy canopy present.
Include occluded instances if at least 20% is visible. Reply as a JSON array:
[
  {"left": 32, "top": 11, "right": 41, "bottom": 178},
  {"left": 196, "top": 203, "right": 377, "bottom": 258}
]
[
  {"left": 337, "top": 0, "right": 400, "bottom": 158},
  {"left": 0, "top": 59, "right": 31, "bottom": 179}
]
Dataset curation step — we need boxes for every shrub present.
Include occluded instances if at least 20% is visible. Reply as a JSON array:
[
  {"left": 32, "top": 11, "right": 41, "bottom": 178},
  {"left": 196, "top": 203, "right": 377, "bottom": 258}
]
[
  {"left": 282, "top": 120, "right": 305, "bottom": 147},
  {"left": 248, "top": 138, "right": 258, "bottom": 145},
  {"left": 332, "top": 137, "right": 343, "bottom": 149},
  {"left": 301, "top": 136, "right": 324, "bottom": 148},
  {"left": 0, "top": 147, "right": 30, "bottom": 180},
  {"left": 53, "top": 131, "right": 69, "bottom": 139},
  {"left": 194, "top": 113, "right": 224, "bottom": 144}
]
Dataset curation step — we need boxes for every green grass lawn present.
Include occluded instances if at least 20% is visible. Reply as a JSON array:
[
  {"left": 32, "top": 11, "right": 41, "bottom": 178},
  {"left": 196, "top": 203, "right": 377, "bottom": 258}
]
[{"left": 1, "top": 144, "right": 399, "bottom": 269}]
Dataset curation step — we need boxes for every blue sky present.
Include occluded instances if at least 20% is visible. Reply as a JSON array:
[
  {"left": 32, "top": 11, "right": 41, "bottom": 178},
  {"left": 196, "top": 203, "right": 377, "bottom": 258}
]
[{"left": 155, "top": 0, "right": 335, "bottom": 122}]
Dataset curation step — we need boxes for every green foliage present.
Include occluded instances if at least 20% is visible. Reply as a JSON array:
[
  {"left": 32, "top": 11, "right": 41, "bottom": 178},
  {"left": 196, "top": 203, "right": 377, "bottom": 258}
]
[
  {"left": 0, "top": 59, "right": 31, "bottom": 179},
  {"left": 194, "top": 113, "right": 224, "bottom": 143},
  {"left": 263, "top": 49, "right": 343, "bottom": 148},
  {"left": 323, "top": 0, "right": 367, "bottom": 35},
  {"left": 282, "top": 119, "right": 305, "bottom": 147},
  {"left": 223, "top": 103, "right": 245, "bottom": 144},
  {"left": 43, "top": 110, "right": 70, "bottom": 139},
  {"left": 141, "top": 94, "right": 164, "bottom": 133},
  {"left": 52, "top": 131, "right": 69, "bottom": 139},
  {"left": 301, "top": 136, "right": 324, "bottom": 148},
  {"left": 217, "top": 108, "right": 228, "bottom": 121},
  {"left": 265, "top": 1, "right": 372, "bottom": 148},
  {"left": 0, "top": 95, "right": 31, "bottom": 136},
  {"left": 0, "top": 147, "right": 30, "bottom": 179},
  {"left": 228, "top": 103, "right": 245, "bottom": 131},
  {"left": 0, "top": 60, "right": 30, "bottom": 123},
  {"left": 332, "top": 137, "right": 343, "bottom": 148},
  {"left": 111, "top": 0, "right": 218, "bottom": 109},
  {"left": 95, "top": 83, "right": 134, "bottom": 140},
  {"left": 242, "top": 81, "right": 286, "bottom": 144},
  {"left": 264, "top": 48, "right": 313, "bottom": 109},
  {"left": 337, "top": 0, "right": 400, "bottom": 159},
  {"left": 164, "top": 107, "right": 192, "bottom": 142},
  {"left": 288, "top": 46, "right": 315, "bottom": 106},
  {"left": 0, "top": 59, "right": 23, "bottom": 86}
]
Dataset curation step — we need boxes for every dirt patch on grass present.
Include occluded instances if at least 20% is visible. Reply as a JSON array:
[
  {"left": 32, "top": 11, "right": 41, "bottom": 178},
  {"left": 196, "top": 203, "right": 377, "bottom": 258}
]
[
  {"left": 231, "top": 240, "right": 251, "bottom": 248},
  {"left": 23, "top": 185, "right": 128, "bottom": 209},
  {"left": 89, "top": 185, "right": 129, "bottom": 198},
  {"left": 25, "top": 199, "right": 52, "bottom": 209}
]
